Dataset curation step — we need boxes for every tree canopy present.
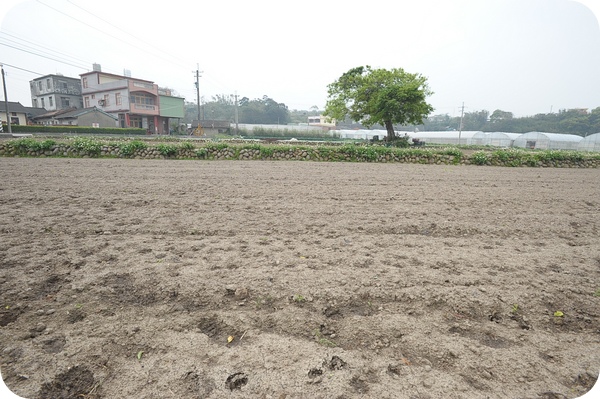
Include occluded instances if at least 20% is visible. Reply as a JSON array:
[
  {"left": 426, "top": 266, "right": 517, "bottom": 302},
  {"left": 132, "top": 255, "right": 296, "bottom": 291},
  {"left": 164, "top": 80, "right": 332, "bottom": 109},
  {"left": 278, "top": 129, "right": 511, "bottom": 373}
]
[
  {"left": 183, "top": 94, "right": 291, "bottom": 125},
  {"left": 238, "top": 95, "right": 291, "bottom": 125},
  {"left": 323, "top": 66, "right": 434, "bottom": 141}
]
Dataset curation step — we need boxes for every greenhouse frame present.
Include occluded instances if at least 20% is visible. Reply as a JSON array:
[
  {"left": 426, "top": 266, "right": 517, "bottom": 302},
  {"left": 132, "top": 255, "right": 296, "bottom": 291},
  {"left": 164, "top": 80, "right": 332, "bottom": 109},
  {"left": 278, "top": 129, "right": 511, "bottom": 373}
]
[
  {"left": 577, "top": 133, "right": 600, "bottom": 152},
  {"left": 512, "top": 132, "right": 583, "bottom": 150},
  {"left": 409, "top": 131, "right": 481, "bottom": 145},
  {"left": 471, "top": 132, "right": 521, "bottom": 147},
  {"left": 471, "top": 132, "right": 490, "bottom": 146}
]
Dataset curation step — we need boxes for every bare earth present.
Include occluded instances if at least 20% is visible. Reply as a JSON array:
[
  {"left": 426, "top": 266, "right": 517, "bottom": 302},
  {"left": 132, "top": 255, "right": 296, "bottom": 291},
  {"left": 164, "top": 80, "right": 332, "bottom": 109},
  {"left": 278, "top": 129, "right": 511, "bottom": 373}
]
[{"left": 0, "top": 157, "right": 599, "bottom": 399}]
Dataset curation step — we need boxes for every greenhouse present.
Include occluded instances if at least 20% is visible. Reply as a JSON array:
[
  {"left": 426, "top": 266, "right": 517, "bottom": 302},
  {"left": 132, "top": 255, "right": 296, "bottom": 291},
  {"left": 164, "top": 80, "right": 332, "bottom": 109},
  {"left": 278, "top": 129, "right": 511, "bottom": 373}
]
[
  {"left": 409, "top": 131, "right": 481, "bottom": 145},
  {"left": 577, "top": 133, "right": 600, "bottom": 152},
  {"left": 470, "top": 132, "right": 521, "bottom": 147},
  {"left": 471, "top": 132, "right": 490, "bottom": 146},
  {"left": 487, "top": 132, "right": 522, "bottom": 148},
  {"left": 512, "top": 132, "right": 583, "bottom": 150},
  {"left": 336, "top": 130, "right": 413, "bottom": 140}
]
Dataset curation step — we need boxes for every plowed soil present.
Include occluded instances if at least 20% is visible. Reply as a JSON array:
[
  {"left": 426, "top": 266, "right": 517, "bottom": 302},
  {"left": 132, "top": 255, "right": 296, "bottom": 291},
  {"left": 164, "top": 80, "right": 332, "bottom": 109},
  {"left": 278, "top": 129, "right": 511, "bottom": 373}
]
[{"left": 0, "top": 157, "right": 599, "bottom": 398}]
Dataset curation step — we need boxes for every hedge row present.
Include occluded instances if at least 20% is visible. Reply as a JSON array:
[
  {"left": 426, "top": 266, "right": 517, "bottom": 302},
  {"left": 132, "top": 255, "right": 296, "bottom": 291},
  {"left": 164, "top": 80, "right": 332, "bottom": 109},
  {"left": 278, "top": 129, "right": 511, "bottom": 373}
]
[
  {"left": 1, "top": 137, "right": 599, "bottom": 168},
  {"left": 1, "top": 124, "right": 146, "bottom": 135}
]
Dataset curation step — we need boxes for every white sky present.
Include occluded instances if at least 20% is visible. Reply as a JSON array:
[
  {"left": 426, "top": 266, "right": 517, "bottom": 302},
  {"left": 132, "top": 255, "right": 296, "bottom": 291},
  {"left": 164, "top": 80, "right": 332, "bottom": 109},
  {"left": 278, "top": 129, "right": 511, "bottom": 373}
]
[{"left": 1, "top": 0, "right": 599, "bottom": 118}]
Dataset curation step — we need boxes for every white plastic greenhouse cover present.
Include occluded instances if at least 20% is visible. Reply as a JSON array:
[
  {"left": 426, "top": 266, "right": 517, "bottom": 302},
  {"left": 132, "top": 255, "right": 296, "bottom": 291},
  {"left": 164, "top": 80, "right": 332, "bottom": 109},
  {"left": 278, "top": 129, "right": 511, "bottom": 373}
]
[
  {"left": 336, "top": 130, "right": 413, "bottom": 140},
  {"left": 577, "top": 132, "right": 600, "bottom": 152},
  {"left": 409, "top": 131, "right": 481, "bottom": 145},
  {"left": 513, "top": 132, "right": 583, "bottom": 150},
  {"left": 471, "top": 132, "right": 490, "bottom": 145},
  {"left": 488, "top": 132, "right": 522, "bottom": 147},
  {"left": 470, "top": 132, "right": 521, "bottom": 147}
]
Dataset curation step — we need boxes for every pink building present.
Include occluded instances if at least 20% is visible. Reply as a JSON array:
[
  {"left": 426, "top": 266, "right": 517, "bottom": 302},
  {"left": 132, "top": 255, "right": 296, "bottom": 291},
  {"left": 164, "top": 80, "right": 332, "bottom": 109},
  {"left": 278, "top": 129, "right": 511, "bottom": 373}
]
[{"left": 80, "top": 65, "right": 164, "bottom": 133}]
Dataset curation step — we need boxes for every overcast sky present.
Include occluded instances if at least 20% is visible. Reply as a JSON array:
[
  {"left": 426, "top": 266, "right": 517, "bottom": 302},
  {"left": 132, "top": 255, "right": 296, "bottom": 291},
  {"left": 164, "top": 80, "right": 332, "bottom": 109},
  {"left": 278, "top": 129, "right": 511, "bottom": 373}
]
[{"left": 1, "top": 0, "right": 599, "bottom": 118}]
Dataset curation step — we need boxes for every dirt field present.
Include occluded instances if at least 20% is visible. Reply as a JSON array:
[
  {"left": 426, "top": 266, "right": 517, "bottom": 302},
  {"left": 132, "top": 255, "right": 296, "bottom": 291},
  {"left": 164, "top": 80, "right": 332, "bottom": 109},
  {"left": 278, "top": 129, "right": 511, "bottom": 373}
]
[{"left": 0, "top": 157, "right": 599, "bottom": 399}]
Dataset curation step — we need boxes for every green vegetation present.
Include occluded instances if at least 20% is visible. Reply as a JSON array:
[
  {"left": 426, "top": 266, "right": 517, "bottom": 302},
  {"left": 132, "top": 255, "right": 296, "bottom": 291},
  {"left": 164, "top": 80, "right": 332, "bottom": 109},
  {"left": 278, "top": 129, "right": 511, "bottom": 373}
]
[
  {"left": 179, "top": 141, "right": 195, "bottom": 150},
  {"left": 324, "top": 65, "right": 433, "bottom": 141},
  {"left": 119, "top": 140, "right": 147, "bottom": 156},
  {"left": 313, "top": 329, "right": 337, "bottom": 347},
  {"left": 399, "top": 107, "right": 600, "bottom": 137},
  {"left": 156, "top": 143, "right": 179, "bottom": 157},
  {"left": 70, "top": 137, "right": 102, "bottom": 155},
  {"left": 0, "top": 137, "right": 598, "bottom": 167},
  {"left": 292, "top": 294, "right": 306, "bottom": 303},
  {"left": 7, "top": 138, "right": 56, "bottom": 154},
  {"left": 4, "top": 124, "right": 146, "bottom": 135},
  {"left": 470, "top": 151, "right": 490, "bottom": 165}
]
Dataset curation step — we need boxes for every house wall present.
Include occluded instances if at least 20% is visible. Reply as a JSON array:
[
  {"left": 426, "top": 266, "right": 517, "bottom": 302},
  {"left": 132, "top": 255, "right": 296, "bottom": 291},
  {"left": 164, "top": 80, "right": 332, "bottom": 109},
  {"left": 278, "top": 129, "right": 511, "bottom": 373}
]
[
  {"left": 30, "top": 75, "right": 82, "bottom": 111},
  {"left": 159, "top": 96, "right": 184, "bottom": 118},
  {"left": 85, "top": 88, "right": 130, "bottom": 113},
  {"left": 77, "top": 110, "right": 118, "bottom": 128},
  {"left": 81, "top": 71, "right": 162, "bottom": 130},
  {"left": 1, "top": 111, "right": 27, "bottom": 126}
]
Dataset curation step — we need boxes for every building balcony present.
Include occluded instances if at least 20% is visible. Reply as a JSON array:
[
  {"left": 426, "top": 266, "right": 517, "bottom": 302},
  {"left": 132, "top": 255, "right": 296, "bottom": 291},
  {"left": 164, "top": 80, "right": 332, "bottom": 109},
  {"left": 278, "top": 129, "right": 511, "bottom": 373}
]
[{"left": 131, "top": 103, "right": 158, "bottom": 115}]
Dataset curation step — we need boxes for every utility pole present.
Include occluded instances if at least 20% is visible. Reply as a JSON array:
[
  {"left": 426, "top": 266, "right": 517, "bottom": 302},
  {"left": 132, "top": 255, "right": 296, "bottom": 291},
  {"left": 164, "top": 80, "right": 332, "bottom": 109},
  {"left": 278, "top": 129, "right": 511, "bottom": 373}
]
[
  {"left": 234, "top": 91, "right": 239, "bottom": 135},
  {"left": 1, "top": 64, "right": 11, "bottom": 134},
  {"left": 193, "top": 64, "right": 202, "bottom": 123},
  {"left": 458, "top": 102, "right": 464, "bottom": 145}
]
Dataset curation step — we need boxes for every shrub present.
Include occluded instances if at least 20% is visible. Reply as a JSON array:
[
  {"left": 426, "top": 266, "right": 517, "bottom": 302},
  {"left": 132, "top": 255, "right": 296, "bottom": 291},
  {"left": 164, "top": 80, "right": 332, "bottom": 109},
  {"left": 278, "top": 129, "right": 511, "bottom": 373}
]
[
  {"left": 71, "top": 137, "right": 102, "bottom": 156},
  {"left": 470, "top": 151, "right": 489, "bottom": 165},
  {"left": 156, "top": 143, "right": 178, "bottom": 157},
  {"left": 195, "top": 148, "right": 208, "bottom": 158},
  {"left": 180, "top": 141, "right": 195, "bottom": 150},
  {"left": 490, "top": 149, "right": 523, "bottom": 166},
  {"left": 38, "top": 139, "right": 57, "bottom": 151},
  {"left": 9, "top": 138, "right": 44, "bottom": 153},
  {"left": 259, "top": 146, "right": 275, "bottom": 157},
  {"left": 205, "top": 143, "right": 230, "bottom": 151},
  {"left": 387, "top": 135, "right": 410, "bottom": 148},
  {"left": 119, "top": 140, "right": 147, "bottom": 156}
]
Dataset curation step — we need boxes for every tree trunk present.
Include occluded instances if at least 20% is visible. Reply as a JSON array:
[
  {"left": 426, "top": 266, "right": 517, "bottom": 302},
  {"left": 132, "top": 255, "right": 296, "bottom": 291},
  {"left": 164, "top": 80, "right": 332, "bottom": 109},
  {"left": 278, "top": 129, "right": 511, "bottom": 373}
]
[{"left": 384, "top": 120, "right": 395, "bottom": 141}]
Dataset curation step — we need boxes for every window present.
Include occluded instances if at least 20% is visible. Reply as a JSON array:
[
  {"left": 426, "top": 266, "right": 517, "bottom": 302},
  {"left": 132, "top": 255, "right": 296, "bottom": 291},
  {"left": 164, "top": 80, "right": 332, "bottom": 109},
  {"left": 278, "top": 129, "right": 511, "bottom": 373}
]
[
  {"left": 115, "top": 92, "right": 122, "bottom": 106},
  {"left": 37, "top": 81, "right": 42, "bottom": 91},
  {"left": 84, "top": 97, "right": 90, "bottom": 108},
  {"left": 46, "top": 79, "right": 51, "bottom": 90},
  {"left": 33, "top": 99, "right": 38, "bottom": 107},
  {"left": 49, "top": 97, "right": 53, "bottom": 107},
  {"left": 129, "top": 116, "right": 142, "bottom": 128},
  {"left": 103, "top": 94, "right": 110, "bottom": 106},
  {"left": 82, "top": 77, "right": 88, "bottom": 89},
  {"left": 61, "top": 97, "right": 70, "bottom": 108},
  {"left": 41, "top": 98, "right": 45, "bottom": 108}
]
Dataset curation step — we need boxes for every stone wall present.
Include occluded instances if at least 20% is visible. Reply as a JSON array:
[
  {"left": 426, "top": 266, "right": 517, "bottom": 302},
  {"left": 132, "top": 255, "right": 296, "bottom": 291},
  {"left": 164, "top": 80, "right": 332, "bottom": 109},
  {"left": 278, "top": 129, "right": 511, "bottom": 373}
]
[{"left": 0, "top": 141, "right": 598, "bottom": 168}]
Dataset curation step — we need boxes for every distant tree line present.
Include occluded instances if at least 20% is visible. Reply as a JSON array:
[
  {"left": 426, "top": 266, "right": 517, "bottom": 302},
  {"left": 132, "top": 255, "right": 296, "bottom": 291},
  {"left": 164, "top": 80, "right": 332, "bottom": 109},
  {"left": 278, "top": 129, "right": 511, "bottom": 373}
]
[
  {"left": 184, "top": 95, "right": 600, "bottom": 137},
  {"left": 184, "top": 94, "right": 292, "bottom": 125},
  {"left": 399, "top": 108, "right": 600, "bottom": 136}
]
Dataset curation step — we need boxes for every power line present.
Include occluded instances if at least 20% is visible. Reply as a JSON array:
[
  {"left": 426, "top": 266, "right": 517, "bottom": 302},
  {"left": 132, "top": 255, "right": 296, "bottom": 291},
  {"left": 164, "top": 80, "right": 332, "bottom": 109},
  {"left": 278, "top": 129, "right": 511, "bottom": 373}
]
[
  {"left": 36, "top": 0, "right": 193, "bottom": 73},
  {"left": 0, "top": 41, "right": 90, "bottom": 70},
  {"left": 66, "top": 0, "right": 193, "bottom": 68},
  {"left": 0, "top": 62, "right": 43, "bottom": 76},
  {"left": 0, "top": 31, "right": 92, "bottom": 68}
]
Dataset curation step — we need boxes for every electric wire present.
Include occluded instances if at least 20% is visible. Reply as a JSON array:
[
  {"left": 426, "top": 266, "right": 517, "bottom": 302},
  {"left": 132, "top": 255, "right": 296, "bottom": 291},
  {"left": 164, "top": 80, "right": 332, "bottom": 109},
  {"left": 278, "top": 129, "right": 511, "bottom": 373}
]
[
  {"left": 36, "top": 0, "right": 194, "bottom": 74},
  {"left": 3, "top": 1, "right": 239, "bottom": 104},
  {"left": 1, "top": 31, "right": 93, "bottom": 69},
  {"left": 0, "top": 42, "right": 91, "bottom": 71},
  {"left": 65, "top": 0, "right": 194, "bottom": 69}
]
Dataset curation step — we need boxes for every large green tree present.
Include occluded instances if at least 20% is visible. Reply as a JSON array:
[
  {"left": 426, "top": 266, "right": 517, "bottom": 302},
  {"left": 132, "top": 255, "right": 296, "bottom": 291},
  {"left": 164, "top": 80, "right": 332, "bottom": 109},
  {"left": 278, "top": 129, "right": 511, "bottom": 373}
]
[{"left": 324, "top": 66, "right": 434, "bottom": 141}]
